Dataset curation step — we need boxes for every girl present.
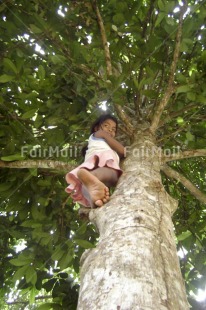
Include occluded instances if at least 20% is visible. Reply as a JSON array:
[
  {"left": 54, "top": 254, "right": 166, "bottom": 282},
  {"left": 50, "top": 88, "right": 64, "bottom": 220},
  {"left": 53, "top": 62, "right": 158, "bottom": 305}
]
[{"left": 65, "top": 114, "right": 125, "bottom": 208}]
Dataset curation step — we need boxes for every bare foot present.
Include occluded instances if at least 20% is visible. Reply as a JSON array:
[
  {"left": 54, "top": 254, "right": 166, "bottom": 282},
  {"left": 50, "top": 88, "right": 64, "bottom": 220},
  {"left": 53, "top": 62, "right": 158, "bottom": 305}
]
[{"left": 77, "top": 169, "right": 110, "bottom": 207}]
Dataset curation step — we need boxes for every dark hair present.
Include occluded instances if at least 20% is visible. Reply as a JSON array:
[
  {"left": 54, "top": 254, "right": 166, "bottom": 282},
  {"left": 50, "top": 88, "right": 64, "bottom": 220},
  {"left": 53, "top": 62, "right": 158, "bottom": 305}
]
[
  {"left": 81, "top": 114, "right": 118, "bottom": 157},
  {"left": 90, "top": 114, "right": 118, "bottom": 134}
]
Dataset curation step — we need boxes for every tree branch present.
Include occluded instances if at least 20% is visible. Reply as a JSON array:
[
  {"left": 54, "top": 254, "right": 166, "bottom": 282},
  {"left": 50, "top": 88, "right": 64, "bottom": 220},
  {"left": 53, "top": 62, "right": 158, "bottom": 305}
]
[
  {"left": 113, "top": 104, "right": 134, "bottom": 137},
  {"left": 161, "top": 164, "right": 206, "bottom": 204},
  {"left": 0, "top": 160, "right": 73, "bottom": 171},
  {"left": 134, "top": 1, "right": 157, "bottom": 117},
  {"left": 142, "top": 0, "right": 155, "bottom": 38},
  {"left": 158, "top": 103, "right": 198, "bottom": 127},
  {"left": 92, "top": 0, "right": 134, "bottom": 138},
  {"left": 162, "top": 149, "right": 206, "bottom": 163},
  {"left": 6, "top": 295, "right": 52, "bottom": 305},
  {"left": 92, "top": 0, "right": 112, "bottom": 76},
  {"left": 150, "top": 3, "right": 187, "bottom": 134}
]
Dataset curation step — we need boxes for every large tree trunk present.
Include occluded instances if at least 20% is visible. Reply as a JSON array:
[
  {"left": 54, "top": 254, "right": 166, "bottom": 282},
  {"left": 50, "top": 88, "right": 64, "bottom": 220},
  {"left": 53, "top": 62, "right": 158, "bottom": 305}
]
[{"left": 77, "top": 131, "right": 189, "bottom": 310}]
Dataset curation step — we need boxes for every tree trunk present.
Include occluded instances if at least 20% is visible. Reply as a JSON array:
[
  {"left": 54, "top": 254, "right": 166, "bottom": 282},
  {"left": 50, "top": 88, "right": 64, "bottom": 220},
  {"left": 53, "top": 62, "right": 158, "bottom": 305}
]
[{"left": 77, "top": 130, "right": 189, "bottom": 310}]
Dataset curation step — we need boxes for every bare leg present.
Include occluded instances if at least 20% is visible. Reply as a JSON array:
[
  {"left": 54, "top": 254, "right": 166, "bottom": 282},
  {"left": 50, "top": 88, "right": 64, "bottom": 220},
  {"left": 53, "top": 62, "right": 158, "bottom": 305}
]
[
  {"left": 77, "top": 169, "right": 110, "bottom": 207},
  {"left": 91, "top": 167, "right": 119, "bottom": 187}
]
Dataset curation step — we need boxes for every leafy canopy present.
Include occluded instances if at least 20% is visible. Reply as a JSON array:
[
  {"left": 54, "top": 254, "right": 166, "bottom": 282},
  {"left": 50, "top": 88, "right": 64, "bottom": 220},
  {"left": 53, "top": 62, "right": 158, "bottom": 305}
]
[{"left": 0, "top": 0, "right": 206, "bottom": 309}]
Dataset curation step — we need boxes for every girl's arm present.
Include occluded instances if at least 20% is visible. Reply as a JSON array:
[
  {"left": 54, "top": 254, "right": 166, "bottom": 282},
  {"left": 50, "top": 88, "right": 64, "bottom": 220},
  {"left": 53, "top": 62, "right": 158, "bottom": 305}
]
[{"left": 94, "top": 130, "right": 126, "bottom": 158}]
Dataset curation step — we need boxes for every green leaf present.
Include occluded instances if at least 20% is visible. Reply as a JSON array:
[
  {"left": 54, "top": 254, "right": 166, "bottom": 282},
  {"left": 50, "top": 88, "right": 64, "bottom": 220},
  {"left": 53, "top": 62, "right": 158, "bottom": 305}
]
[
  {"left": 13, "top": 265, "right": 29, "bottom": 282},
  {"left": 43, "top": 279, "right": 56, "bottom": 292},
  {"left": 0, "top": 74, "right": 14, "bottom": 83},
  {"left": 16, "top": 48, "right": 24, "bottom": 58},
  {"left": 58, "top": 251, "right": 73, "bottom": 270},
  {"left": 196, "top": 95, "right": 206, "bottom": 103},
  {"left": 158, "top": 0, "right": 165, "bottom": 11},
  {"left": 166, "top": 1, "right": 175, "bottom": 12},
  {"left": 176, "top": 117, "right": 184, "bottom": 125},
  {"left": 176, "top": 85, "right": 191, "bottom": 93},
  {"left": 21, "top": 220, "right": 42, "bottom": 228},
  {"left": 76, "top": 222, "right": 88, "bottom": 236},
  {"left": 74, "top": 239, "right": 95, "bottom": 249},
  {"left": 113, "top": 13, "right": 125, "bottom": 25},
  {"left": 22, "top": 109, "right": 37, "bottom": 119},
  {"left": 38, "top": 65, "right": 45, "bottom": 80},
  {"left": 142, "top": 89, "right": 157, "bottom": 98},
  {"left": 180, "top": 41, "right": 189, "bottom": 52},
  {"left": 178, "top": 230, "right": 192, "bottom": 241},
  {"left": 155, "top": 12, "right": 165, "bottom": 26},
  {"left": 186, "top": 132, "right": 195, "bottom": 142},
  {"left": 26, "top": 266, "right": 37, "bottom": 285},
  {"left": 195, "top": 253, "right": 205, "bottom": 271},
  {"left": 30, "top": 24, "right": 42, "bottom": 33},
  {"left": 112, "top": 25, "right": 118, "bottom": 32},
  {"left": 29, "top": 287, "right": 36, "bottom": 304},
  {"left": 51, "top": 248, "right": 65, "bottom": 261},
  {"left": 187, "top": 92, "right": 196, "bottom": 101},
  {"left": 59, "top": 272, "right": 68, "bottom": 279},
  {"left": 37, "top": 179, "right": 51, "bottom": 187},
  {"left": 3, "top": 58, "right": 18, "bottom": 74},
  {"left": 10, "top": 258, "right": 33, "bottom": 266},
  {"left": 0, "top": 183, "right": 13, "bottom": 191},
  {"left": 1, "top": 154, "right": 25, "bottom": 161},
  {"left": 176, "top": 73, "right": 186, "bottom": 83},
  {"left": 8, "top": 228, "right": 25, "bottom": 238},
  {"left": 36, "top": 303, "right": 58, "bottom": 310},
  {"left": 50, "top": 54, "right": 66, "bottom": 65}
]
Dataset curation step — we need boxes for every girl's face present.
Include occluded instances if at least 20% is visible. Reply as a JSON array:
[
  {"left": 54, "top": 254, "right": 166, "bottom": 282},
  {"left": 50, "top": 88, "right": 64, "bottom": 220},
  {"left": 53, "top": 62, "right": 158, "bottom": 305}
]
[{"left": 99, "top": 119, "right": 117, "bottom": 138}]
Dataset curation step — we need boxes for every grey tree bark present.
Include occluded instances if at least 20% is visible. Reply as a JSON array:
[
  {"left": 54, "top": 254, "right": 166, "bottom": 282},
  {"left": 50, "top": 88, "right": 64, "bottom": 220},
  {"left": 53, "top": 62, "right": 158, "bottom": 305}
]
[{"left": 77, "top": 130, "right": 189, "bottom": 310}]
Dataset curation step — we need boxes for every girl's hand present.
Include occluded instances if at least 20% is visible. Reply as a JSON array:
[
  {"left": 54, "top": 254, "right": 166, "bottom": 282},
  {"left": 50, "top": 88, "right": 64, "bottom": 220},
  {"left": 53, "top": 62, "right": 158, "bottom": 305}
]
[
  {"left": 94, "top": 129, "right": 107, "bottom": 139},
  {"left": 94, "top": 130, "right": 125, "bottom": 158}
]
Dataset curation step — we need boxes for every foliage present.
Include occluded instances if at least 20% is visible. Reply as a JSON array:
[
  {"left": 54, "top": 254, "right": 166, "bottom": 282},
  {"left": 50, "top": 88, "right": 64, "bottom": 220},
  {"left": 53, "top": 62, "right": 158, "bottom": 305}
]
[{"left": 0, "top": 0, "right": 206, "bottom": 309}]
